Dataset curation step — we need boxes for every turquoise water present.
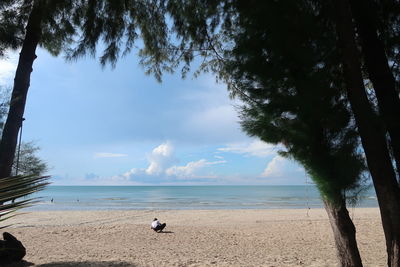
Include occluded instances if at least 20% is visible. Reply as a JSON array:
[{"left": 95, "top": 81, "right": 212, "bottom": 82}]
[{"left": 27, "top": 185, "right": 378, "bottom": 211}]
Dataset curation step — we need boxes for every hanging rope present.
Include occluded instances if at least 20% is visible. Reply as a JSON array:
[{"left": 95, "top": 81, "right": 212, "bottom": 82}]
[
  {"left": 15, "top": 118, "right": 25, "bottom": 176},
  {"left": 305, "top": 174, "right": 310, "bottom": 217}
]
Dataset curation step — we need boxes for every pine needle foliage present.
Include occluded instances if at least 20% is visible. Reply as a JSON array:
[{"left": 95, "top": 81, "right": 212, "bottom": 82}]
[{"left": 226, "top": 0, "right": 367, "bottom": 204}]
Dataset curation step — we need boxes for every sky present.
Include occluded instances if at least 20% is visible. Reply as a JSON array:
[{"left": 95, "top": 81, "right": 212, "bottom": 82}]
[{"left": 0, "top": 48, "right": 307, "bottom": 185}]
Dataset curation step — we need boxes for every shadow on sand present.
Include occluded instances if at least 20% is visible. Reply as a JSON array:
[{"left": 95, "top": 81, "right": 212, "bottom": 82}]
[
  {"left": 1, "top": 260, "right": 34, "bottom": 267},
  {"left": 159, "top": 230, "right": 174, "bottom": 234},
  {"left": 2, "top": 261, "right": 136, "bottom": 267},
  {"left": 37, "top": 262, "right": 136, "bottom": 267}
]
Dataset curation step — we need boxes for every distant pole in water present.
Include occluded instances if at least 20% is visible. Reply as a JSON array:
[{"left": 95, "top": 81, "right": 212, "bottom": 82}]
[{"left": 15, "top": 118, "right": 25, "bottom": 176}]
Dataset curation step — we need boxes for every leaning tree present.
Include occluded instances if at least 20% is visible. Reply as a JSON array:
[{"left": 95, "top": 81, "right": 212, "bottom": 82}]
[
  {"left": 221, "top": 2, "right": 366, "bottom": 265},
  {"left": 0, "top": 0, "right": 80, "bottom": 178}
]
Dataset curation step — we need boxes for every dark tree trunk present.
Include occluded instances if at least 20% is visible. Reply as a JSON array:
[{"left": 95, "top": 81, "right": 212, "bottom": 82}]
[
  {"left": 323, "top": 199, "right": 363, "bottom": 267},
  {"left": 0, "top": 3, "right": 42, "bottom": 178},
  {"left": 349, "top": 0, "right": 400, "bottom": 179},
  {"left": 333, "top": 0, "right": 400, "bottom": 266}
]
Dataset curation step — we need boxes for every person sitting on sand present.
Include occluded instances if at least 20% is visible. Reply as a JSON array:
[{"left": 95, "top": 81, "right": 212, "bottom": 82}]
[{"left": 151, "top": 218, "right": 166, "bottom": 232}]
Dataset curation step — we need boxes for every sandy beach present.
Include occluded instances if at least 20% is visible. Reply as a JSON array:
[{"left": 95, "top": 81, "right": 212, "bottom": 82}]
[{"left": 4, "top": 208, "right": 385, "bottom": 266}]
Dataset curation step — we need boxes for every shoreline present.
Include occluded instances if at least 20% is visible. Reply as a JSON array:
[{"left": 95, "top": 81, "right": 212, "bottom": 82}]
[{"left": 7, "top": 208, "right": 385, "bottom": 266}]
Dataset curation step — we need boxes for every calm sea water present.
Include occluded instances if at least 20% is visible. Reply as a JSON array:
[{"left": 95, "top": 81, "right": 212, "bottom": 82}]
[{"left": 27, "top": 185, "right": 378, "bottom": 211}]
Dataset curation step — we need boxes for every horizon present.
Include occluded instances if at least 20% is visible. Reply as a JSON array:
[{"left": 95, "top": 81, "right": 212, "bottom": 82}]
[{"left": 45, "top": 184, "right": 313, "bottom": 187}]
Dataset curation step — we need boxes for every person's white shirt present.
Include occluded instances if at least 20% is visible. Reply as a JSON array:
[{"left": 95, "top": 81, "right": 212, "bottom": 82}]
[{"left": 151, "top": 220, "right": 160, "bottom": 229}]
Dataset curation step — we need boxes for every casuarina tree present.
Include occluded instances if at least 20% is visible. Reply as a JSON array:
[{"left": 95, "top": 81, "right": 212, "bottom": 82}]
[
  {"left": 0, "top": 0, "right": 167, "bottom": 179},
  {"left": 332, "top": 0, "right": 400, "bottom": 265},
  {"left": 348, "top": 0, "right": 400, "bottom": 178},
  {"left": 0, "top": 0, "right": 79, "bottom": 178},
  {"left": 222, "top": 2, "right": 366, "bottom": 265}
]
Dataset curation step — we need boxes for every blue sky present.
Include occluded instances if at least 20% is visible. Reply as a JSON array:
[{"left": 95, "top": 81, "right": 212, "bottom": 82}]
[{"left": 0, "top": 48, "right": 307, "bottom": 185}]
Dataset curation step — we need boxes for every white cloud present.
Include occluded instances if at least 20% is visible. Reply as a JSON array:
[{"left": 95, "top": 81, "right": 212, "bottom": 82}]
[
  {"left": 94, "top": 152, "right": 128, "bottom": 158},
  {"left": 0, "top": 52, "right": 18, "bottom": 86},
  {"left": 262, "top": 156, "right": 287, "bottom": 177},
  {"left": 145, "top": 141, "right": 175, "bottom": 175},
  {"left": 259, "top": 156, "right": 307, "bottom": 184},
  {"left": 166, "top": 159, "right": 226, "bottom": 178},
  {"left": 121, "top": 142, "right": 176, "bottom": 179},
  {"left": 122, "top": 168, "right": 143, "bottom": 178},
  {"left": 115, "top": 142, "right": 226, "bottom": 182},
  {"left": 218, "top": 139, "right": 279, "bottom": 157}
]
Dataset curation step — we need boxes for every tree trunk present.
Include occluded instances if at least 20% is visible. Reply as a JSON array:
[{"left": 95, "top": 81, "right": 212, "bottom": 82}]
[
  {"left": 323, "top": 199, "right": 363, "bottom": 267},
  {"left": 0, "top": 2, "right": 42, "bottom": 178},
  {"left": 333, "top": 0, "right": 400, "bottom": 266},
  {"left": 349, "top": 0, "right": 400, "bottom": 179}
]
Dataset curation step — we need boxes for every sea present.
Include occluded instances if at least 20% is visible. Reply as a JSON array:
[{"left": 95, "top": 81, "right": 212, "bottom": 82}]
[{"left": 26, "top": 185, "right": 378, "bottom": 211}]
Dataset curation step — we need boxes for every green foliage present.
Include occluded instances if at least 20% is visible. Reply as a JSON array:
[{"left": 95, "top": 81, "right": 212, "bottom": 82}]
[
  {"left": 0, "top": 174, "right": 49, "bottom": 228},
  {"left": 0, "top": 88, "right": 48, "bottom": 176},
  {"left": 225, "top": 0, "right": 367, "bottom": 203},
  {"left": 0, "top": 1, "right": 28, "bottom": 57},
  {"left": 0, "top": 0, "right": 80, "bottom": 58},
  {"left": 12, "top": 141, "right": 48, "bottom": 176},
  {"left": 373, "top": 0, "right": 400, "bottom": 88},
  {"left": 66, "top": 0, "right": 169, "bottom": 77}
]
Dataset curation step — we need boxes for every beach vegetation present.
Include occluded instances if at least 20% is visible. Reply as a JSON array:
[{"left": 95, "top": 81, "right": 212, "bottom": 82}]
[
  {"left": 0, "top": 0, "right": 81, "bottom": 179},
  {"left": 218, "top": 2, "right": 365, "bottom": 265},
  {"left": 11, "top": 141, "right": 48, "bottom": 176},
  {"left": 0, "top": 174, "right": 49, "bottom": 228},
  {"left": 0, "top": 88, "right": 48, "bottom": 176},
  {"left": 332, "top": 1, "right": 400, "bottom": 265}
]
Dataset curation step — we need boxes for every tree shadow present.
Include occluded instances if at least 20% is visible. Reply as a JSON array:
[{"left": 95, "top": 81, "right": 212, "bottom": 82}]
[
  {"left": 1, "top": 261, "right": 34, "bottom": 267},
  {"left": 35, "top": 261, "right": 136, "bottom": 267}
]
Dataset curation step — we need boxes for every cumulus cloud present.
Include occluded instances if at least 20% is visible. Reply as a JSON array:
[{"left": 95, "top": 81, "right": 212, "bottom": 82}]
[
  {"left": 121, "top": 141, "right": 176, "bottom": 179},
  {"left": 262, "top": 156, "right": 287, "bottom": 177},
  {"left": 94, "top": 152, "right": 128, "bottom": 158},
  {"left": 259, "top": 155, "right": 307, "bottom": 184},
  {"left": 145, "top": 141, "right": 176, "bottom": 175},
  {"left": 118, "top": 142, "right": 226, "bottom": 183},
  {"left": 218, "top": 139, "right": 279, "bottom": 157},
  {"left": 166, "top": 159, "right": 226, "bottom": 178}
]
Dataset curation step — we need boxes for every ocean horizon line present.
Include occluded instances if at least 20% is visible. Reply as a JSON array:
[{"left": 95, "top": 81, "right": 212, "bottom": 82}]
[
  {"left": 28, "top": 184, "right": 377, "bottom": 211},
  {"left": 47, "top": 184, "right": 315, "bottom": 187}
]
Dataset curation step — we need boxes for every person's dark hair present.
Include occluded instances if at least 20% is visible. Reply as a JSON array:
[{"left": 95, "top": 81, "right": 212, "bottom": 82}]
[{"left": 153, "top": 218, "right": 157, "bottom": 221}]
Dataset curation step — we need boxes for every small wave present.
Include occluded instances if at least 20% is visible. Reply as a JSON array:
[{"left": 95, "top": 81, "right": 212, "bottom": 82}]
[
  {"left": 36, "top": 201, "right": 53, "bottom": 205},
  {"left": 98, "top": 197, "right": 128, "bottom": 201}
]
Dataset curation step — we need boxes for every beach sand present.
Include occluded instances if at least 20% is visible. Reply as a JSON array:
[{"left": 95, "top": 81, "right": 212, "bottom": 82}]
[{"left": 5, "top": 208, "right": 385, "bottom": 266}]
